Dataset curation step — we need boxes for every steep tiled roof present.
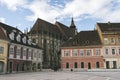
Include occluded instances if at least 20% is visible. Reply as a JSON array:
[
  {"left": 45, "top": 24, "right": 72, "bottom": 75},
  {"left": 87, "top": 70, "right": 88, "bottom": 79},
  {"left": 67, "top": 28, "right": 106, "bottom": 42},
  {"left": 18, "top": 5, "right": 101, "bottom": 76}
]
[
  {"left": 0, "top": 22, "right": 22, "bottom": 38},
  {"left": 29, "top": 18, "right": 61, "bottom": 35},
  {"left": 97, "top": 23, "right": 120, "bottom": 33},
  {"left": 61, "top": 30, "right": 101, "bottom": 47},
  {"left": 55, "top": 21, "right": 75, "bottom": 39},
  {"left": 29, "top": 18, "right": 77, "bottom": 41},
  {"left": 0, "top": 22, "right": 42, "bottom": 49},
  {"left": 0, "top": 27, "right": 7, "bottom": 40}
]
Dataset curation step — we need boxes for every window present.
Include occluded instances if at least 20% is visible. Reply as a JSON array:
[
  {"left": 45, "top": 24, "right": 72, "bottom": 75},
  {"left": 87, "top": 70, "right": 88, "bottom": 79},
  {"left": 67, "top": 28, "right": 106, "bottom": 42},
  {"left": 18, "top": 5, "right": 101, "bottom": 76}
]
[
  {"left": 118, "top": 37, "right": 120, "bottom": 43},
  {"left": 38, "top": 63, "right": 41, "bottom": 69},
  {"left": 104, "top": 38, "right": 108, "bottom": 44},
  {"left": 9, "top": 32, "right": 15, "bottom": 40},
  {"left": 112, "top": 49, "right": 115, "bottom": 55},
  {"left": 73, "top": 50, "right": 78, "bottom": 56},
  {"left": 81, "top": 62, "right": 84, "bottom": 68},
  {"left": 0, "top": 46, "right": 4, "bottom": 53},
  {"left": 34, "top": 53, "right": 36, "bottom": 58},
  {"left": 113, "top": 61, "right": 117, "bottom": 69},
  {"left": 105, "top": 48, "right": 108, "bottom": 55},
  {"left": 80, "top": 50, "right": 84, "bottom": 56},
  {"left": 118, "top": 49, "right": 120, "bottom": 54},
  {"left": 66, "top": 62, "right": 69, "bottom": 68},
  {"left": 95, "top": 49, "right": 100, "bottom": 55},
  {"left": 28, "top": 39, "right": 32, "bottom": 45},
  {"left": 17, "top": 49, "right": 20, "bottom": 55},
  {"left": 28, "top": 50, "right": 31, "bottom": 57},
  {"left": 9, "top": 48, "right": 14, "bottom": 54},
  {"left": 23, "top": 49, "right": 26, "bottom": 56},
  {"left": 32, "top": 39, "right": 36, "bottom": 43},
  {"left": 65, "top": 50, "right": 70, "bottom": 56},
  {"left": 96, "top": 62, "right": 100, "bottom": 68},
  {"left": 22, "top": 36, "right": 26, "bottom": 44},
  {"left": 110, "top": 37, "right": 115, "bottom": 44},
  {"left": 16, "top": 34, "right": 21, "bottom": 42},
  {"left": 86, "top": 50, "right": 90, "bottom": 56},
  {"left": 106, "top": 61, "right": 110, "bottom": 69},
  {"left": 74, "top": 62, "right": 78, "bottom": 68}
]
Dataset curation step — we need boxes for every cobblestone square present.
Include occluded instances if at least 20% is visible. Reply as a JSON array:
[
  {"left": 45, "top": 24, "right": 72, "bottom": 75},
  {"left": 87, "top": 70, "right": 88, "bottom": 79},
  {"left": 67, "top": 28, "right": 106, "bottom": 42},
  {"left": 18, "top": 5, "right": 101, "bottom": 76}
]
[{"left": 0, "top": 71, "right": 120, "bottom": 80}]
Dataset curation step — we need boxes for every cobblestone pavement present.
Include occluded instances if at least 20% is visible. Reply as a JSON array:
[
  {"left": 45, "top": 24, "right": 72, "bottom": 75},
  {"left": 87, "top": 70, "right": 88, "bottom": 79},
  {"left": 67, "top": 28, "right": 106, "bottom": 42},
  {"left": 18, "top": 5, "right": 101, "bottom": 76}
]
[{"left": 0, "top": 71, "right": 120, "bottom": 80}]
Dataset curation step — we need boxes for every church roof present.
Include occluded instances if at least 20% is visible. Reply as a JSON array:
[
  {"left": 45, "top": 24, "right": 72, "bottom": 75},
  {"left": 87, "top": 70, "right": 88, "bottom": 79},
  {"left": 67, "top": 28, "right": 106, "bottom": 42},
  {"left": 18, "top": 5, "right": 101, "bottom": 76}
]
[
  {"left": 29, "top": 18, "right": 61, "bottom": 35},
  {"left": 29, "top": 18, "right": 76, "bottom": 40},
  {"left": 55, "top": 21, "right": 75, "bottom": 39},
  {"left": 70, "top": 17, "right": 76, "bottom": 28}
]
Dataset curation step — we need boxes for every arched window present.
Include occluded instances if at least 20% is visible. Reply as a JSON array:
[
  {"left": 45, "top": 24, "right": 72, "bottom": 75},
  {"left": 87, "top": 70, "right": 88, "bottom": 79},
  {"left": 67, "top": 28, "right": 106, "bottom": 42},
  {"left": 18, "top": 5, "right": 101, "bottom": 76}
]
[
  {"left": 0, "top": 61, "right": 4, "bottom": 72},
  {"left": 88, "top": 62, "right": 91, "bottom": 69},
  {"left": 96, "top": 62, "right": 100, "bottom": 68},
  {"left": 74, "top": 62, "right": 78, "bottom": 68},
  {"left": 38, "top": 63, "right": 41, "bottom": 69},
  {"left": 81, "top": 62, "right": 84, "bottom": 68},
  {"left": 66, "top": 62, "right": 69, "bottom": 68}
]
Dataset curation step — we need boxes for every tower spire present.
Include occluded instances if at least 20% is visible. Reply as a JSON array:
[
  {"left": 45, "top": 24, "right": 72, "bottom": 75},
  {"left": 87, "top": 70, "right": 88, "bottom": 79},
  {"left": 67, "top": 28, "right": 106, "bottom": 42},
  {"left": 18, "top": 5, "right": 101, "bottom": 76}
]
[{"left": 70, "top": 17, "right": 76, "bottom": 28}]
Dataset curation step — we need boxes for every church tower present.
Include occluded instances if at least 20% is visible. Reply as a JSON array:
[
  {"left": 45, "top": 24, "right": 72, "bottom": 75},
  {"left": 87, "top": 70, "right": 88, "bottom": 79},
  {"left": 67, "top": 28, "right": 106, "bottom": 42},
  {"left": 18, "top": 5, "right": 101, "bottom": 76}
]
[{"left": 70, "top": 17, "right": 77, "bottom": 35}]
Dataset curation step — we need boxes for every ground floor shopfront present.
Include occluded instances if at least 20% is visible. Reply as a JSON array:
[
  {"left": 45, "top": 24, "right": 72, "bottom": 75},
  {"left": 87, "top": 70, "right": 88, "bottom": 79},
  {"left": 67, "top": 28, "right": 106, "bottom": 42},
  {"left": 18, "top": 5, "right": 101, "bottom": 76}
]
[
  {"left": 7, "top": 59, "right": 32, "bottom": 73},
  {"left": 0, "top": 61, "right": 7, "bottom": 74}
]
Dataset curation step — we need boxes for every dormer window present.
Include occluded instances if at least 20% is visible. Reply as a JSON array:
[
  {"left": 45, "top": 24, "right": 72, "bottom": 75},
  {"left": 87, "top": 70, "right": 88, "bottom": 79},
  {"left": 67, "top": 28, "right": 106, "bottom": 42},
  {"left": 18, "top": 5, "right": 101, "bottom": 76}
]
[
  {"left": 28, "top": 39, "right": 32, "bottom": 45},
  {"left": 16, "top": 34, "right": 21, "bottom": 42},
  {"left": 22, "top": 36, "right": 26, "bottom": 44},
  {"left": 9, "top": 32, "right": 15, "bottom": 40}
]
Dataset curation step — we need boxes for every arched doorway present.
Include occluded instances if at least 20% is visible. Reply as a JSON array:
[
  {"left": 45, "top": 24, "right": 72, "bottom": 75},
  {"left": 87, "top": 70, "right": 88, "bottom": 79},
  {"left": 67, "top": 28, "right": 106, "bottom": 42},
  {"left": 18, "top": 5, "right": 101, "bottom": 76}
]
[
  {"left": 38, "top": 63, "right": 41, "bottom": 69},
  {"left": 96, "top": 62, "right": 100, "bottom": 68},
  {"left": 66, "top": 62, "right": 69, "bottom": 68},
  {"left": 16, "top": 63, "right": 19, "bottom": 72},
  {"left": 88, "top": 62, "right": 91, "bottom": 69},
  {"left": 74, "top": 62, "right": 78, "bottom": 68},
  {"left": 0, "top": 62, "right": 4, "bottom": 73},
  {"left": 9, "top": 62, "right": 13, "bottom": 73},
  {"left": 32, "top": 63, "right": 36, "bottom": 71}
]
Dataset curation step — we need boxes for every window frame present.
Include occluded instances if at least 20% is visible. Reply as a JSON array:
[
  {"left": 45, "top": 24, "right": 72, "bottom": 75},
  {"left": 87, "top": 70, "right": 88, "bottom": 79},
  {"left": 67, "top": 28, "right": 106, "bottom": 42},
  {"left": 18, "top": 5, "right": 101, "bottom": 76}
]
[
  {"left": 112, "top": 48, "right": 115, "bottom": 55},
  {"left": 0, "top": 46, "right": 4, "bottom": 54},
  {"left": 86, "top": 50, "right": 91, "bottom": 56},
  {"left": 110, "top": 37, "right": 115, "bottom": 44},
  {"left": 73, "top": 50, "right": 78, "bottom": 56},
  {"left": 80, "top": 50, "right": 84, "bottom": 56},
  {"left": 105, "top": 48, "right": 109, "bottom": 55},
  {"left": 104, "top": 37, "right": 108, "bottom": 44},
  {"left": 64, "top": 50, "right": 70, "bottom": 56},
  {"left": 9, "top": 47, "right": 14, "bottom": 54},
  {"left": 95, "top": 49, "right": 100, "bottom": 56}
]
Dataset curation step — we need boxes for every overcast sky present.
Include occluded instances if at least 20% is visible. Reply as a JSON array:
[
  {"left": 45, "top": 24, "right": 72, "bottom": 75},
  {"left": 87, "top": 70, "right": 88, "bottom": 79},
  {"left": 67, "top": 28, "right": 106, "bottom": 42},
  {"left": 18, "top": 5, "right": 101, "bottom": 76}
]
[{"left": 0, "top": 0, "right": 120, "bottom": 32}]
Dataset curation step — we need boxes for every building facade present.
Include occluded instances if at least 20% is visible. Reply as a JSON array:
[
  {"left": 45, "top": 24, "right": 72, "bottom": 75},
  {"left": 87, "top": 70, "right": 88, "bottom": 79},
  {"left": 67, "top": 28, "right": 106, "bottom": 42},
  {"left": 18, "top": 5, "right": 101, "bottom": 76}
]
[
  {"left": 0, "top": 26, "right": 9, "bottom": 74},
  {"left": 96, "top": 23, "right": 120, "bottom": 69},
  {"left": 28, "top": 18, "right": 77, "bottom": 69},
  {"left": 0, "top": 22, "right": 43, "bottom": 74},
  {"left": 61, "top": 31, "right": 104, "bottom": 70},
  {"left": 61, "top": 22, "right": 120, "bottom": 70}
]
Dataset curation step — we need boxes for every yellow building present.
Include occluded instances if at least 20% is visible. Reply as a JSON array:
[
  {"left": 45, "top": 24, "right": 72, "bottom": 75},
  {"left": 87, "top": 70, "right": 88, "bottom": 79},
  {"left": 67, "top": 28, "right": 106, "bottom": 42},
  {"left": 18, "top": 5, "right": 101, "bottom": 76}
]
[
  {"left": 96, "top": 22, "right": 120, "bottom": 69},
  {"left": 0, "top": 26, "right": 9, "bottom": 74}
]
